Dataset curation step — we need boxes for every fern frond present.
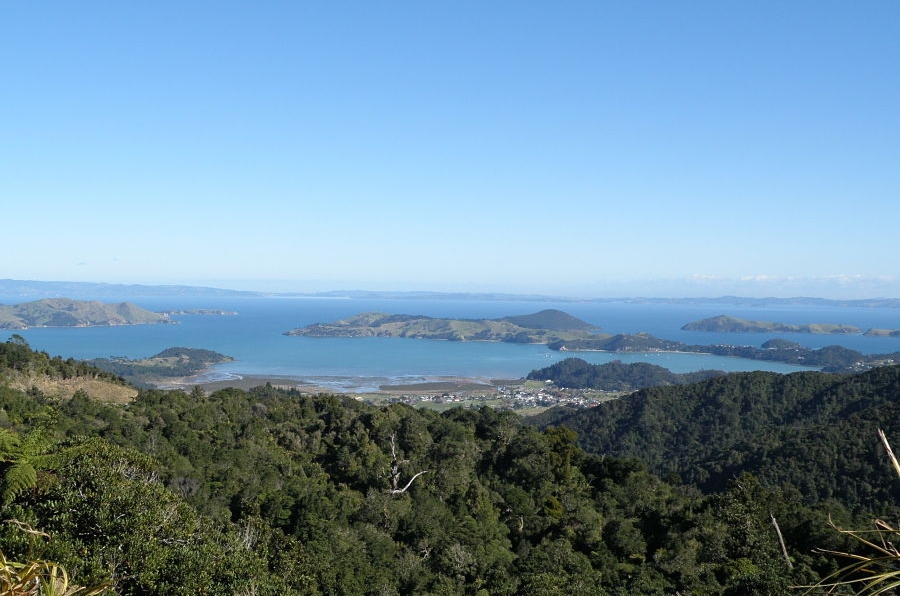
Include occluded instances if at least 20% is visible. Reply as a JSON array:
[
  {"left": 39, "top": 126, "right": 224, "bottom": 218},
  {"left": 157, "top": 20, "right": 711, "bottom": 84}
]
[
  {"left": 2, "top": 461, "right": 37, "bottom": 506},
  {"left": 19, "top": 427, "right": 53, "bottom": 459},
  {"left": 0, "top": 428, "right": 22, "bottom": 461}
]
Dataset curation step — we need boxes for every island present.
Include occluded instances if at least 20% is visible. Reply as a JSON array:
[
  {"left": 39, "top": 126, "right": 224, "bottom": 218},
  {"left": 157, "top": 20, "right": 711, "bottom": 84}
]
[
  {"left": 285, "top": 309, "right": 900, "bottom": 373},
  {"left": 87, "top": 347, "right": 234, "bottom": 388},
  {"left": 0, "top": 298, "right": 173, "bottom": 329},
  {"left": 550, "top": 333, "right": 900, "bottom": 373},
  {"left": 864, "top": 328, "right": 900, "bottom": 337},
  {"left": 284, "top": 309, "right": 604, "bottom": 344},
  {"left": 681, "top": 315, "right": 861, "bottom": 334},
  {"left": 159, "top": 309, "right": 239, "bottom": 316}
]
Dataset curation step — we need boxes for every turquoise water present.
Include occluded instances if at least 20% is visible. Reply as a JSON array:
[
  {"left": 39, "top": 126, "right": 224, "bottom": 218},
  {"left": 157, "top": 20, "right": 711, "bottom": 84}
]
[{"left": 5, "top": 296, "right": 900, "bottom": 392}]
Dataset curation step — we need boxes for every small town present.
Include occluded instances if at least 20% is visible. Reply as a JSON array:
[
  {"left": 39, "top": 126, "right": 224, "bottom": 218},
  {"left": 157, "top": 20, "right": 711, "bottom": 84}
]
[{"left": 362, "top": 379, "right": 625, "bottom": 412}]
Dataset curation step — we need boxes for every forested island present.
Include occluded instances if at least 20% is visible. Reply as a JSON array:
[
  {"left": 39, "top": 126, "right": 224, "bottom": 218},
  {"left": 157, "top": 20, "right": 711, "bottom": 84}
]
[
  {"left": 528, "top": 358, "right": 727, "bottom": 391},
  {"left": 0, "top": 298, "right": 171, "bottom": 329},
  {"left": 87, "top": 347, "right": 234, "bottom": 388},
  {"left": 551, "top": 333, "right": 899, "bottom": 373},
  {"left": 3, "top": 335, "right": 900, "bottom": 594},
  {"left": 285, "top": 309, "right": 601, "bottom": 343}
]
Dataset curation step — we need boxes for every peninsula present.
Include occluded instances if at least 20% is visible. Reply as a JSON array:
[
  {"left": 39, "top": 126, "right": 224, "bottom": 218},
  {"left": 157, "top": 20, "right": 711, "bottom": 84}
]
[
  {"left": 285, "top": 309, "right": 603, "bottom": 344},
  {"left": 549, "top": 333, "right": 900, "bottom": 374},
  {"left": 87, "top": 347, "right": 234, "bottom": 388},
  {"left": 682, "top": 315, "right": 861, "bottom": 334},
  {"left": 0, "top": 298, "right": 172, "bottom": 329}
]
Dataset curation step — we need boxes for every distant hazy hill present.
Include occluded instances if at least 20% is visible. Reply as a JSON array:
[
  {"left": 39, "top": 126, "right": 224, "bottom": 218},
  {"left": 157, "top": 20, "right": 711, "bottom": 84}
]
[
  {"left": 864, "top": 328, "right": 900, "bottom": 337},
  {"left": 0, "top": 298, "right": 171, "bottom": 329},
  {"left": 0, "top": 279, "right": 257, "bottom": 299},
  {"left": 500, "top": 309, "right": 598, "bottom": 331},
  {"left": 682, "top": 314, "right": 861, "bottom": 334},
  {"left": 285, "top": 309, "right": 603, "bottom": 343},
  {"left": 4, "top": 278, "right": 900, "bottom": 307}
]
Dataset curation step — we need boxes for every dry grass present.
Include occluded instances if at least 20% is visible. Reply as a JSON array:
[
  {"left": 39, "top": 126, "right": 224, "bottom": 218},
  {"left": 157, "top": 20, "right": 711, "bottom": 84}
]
[
  {"left": 6, "top": 374, "right": 137, "bottom": 403},
  {"left": 0, "top": 549, "right": 110, "bottom": 596}
]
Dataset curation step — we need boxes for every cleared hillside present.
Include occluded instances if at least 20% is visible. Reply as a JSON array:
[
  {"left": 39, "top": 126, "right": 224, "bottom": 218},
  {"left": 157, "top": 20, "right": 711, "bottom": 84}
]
[{"left": 0, "top": 298, "right": 171, "bottom": 329}]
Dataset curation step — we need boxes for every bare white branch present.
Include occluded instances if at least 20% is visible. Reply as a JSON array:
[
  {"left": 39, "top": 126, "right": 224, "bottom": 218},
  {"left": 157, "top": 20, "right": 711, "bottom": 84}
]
[
  {"left": 387, "top": 433, "right": 428, "bottom": 495},
  {"left": 389, "top": 470, "right": 429, "bottom": 495}
]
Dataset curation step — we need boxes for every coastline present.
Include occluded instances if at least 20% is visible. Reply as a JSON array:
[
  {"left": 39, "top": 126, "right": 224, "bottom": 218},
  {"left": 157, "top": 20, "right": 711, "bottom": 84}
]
[
  {"left": 161, "top": 371, "right": 513, "bottom": 397},
  {"left": 153, "top": 341, "right": 823, "bottom": 395}
]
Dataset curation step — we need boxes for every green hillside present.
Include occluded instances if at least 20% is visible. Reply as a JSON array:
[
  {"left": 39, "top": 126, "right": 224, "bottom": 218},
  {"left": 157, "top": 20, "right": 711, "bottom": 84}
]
[
  {"left": 531, "top": 365, "right": 900, "bottom": 513},
  {"left": 527, "top": 357, "right": 726, "bottom": 391}
]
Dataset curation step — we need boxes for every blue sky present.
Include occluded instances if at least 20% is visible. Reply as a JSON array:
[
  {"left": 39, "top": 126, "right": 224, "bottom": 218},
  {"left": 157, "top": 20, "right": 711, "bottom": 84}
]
[{"left": 3, "top": 1, "right": 898, "bottom": 298}]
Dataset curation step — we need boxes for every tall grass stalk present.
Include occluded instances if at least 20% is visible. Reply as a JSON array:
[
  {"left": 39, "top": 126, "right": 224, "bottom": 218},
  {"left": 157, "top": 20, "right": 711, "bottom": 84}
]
[
  {"left": 802, "top": 428, "right": 900, "bottom": 595},
  {"left": 0, "top": 549, "right": 109, "bottom": 596}
]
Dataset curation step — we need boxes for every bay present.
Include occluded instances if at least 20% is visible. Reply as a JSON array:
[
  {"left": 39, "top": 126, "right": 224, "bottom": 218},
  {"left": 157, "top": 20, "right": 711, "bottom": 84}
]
[{"left": 4, "top": 295, "right": 900, "bottom": 392}]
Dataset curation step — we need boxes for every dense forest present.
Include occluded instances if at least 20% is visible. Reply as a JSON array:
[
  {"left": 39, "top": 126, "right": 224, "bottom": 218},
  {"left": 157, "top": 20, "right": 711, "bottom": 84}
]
[
  {"left": 1, "top": 337, "right": 898, "bottom": 594},
  {"left": 527, "top": 357, "right": 726, "bottom": 391},
  {"left": 531, "top": 366, "right": 900, "bottom": 514}
]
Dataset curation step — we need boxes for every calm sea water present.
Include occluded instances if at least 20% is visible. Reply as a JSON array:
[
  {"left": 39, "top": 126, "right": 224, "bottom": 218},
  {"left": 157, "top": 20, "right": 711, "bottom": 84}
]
[{"left": 4, "top": 296, "right": 900, "bottom": 392}]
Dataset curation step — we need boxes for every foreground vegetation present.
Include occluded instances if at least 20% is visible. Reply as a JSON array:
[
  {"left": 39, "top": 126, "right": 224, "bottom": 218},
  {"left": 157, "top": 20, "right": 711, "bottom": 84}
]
[
  {"left": 2, "top": 337, "right": 900, "bottom": 594},
  {"left": 531, "top": 365, "right": 900, "bottom": 515}
]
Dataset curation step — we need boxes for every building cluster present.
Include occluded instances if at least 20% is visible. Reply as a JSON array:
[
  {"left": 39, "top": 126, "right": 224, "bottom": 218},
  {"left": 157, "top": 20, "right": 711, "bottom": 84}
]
[{"left": 369, "top": 381, "right": 621, "bottom": 411}]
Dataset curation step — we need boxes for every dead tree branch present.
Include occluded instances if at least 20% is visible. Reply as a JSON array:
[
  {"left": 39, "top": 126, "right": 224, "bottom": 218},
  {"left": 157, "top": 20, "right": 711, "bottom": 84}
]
[{"left": 387, "top": 433, "right": 428, "bottom": 495}]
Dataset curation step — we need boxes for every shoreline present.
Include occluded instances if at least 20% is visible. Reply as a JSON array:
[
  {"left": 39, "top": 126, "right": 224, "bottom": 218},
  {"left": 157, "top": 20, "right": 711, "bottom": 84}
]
[
  {"left": 154, "top": 342, "right": 822, "bottom": 394},
  {"left": 160, "top": 372, "right": 521, "bottom": 396}
]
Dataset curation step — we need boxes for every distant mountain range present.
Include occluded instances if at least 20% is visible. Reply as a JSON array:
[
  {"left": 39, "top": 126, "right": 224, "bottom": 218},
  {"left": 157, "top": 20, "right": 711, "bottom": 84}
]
[
  {"left": 2, "top": 278, "right": 899, "bottom": 306},
  {"left": 0, "top": 279, "right": 258, "bottom": 299}
]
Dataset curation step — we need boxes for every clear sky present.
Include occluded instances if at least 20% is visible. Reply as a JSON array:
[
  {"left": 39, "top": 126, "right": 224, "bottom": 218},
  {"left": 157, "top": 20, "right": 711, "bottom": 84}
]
[{"left": 3, "top": 1, "right": 898, "bottom": 298}]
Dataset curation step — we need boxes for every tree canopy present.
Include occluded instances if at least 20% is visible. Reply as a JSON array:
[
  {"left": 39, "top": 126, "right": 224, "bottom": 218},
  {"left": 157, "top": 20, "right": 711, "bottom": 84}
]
[{"left": 0, "top": 340, "right": 896, "bottom": 594}]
